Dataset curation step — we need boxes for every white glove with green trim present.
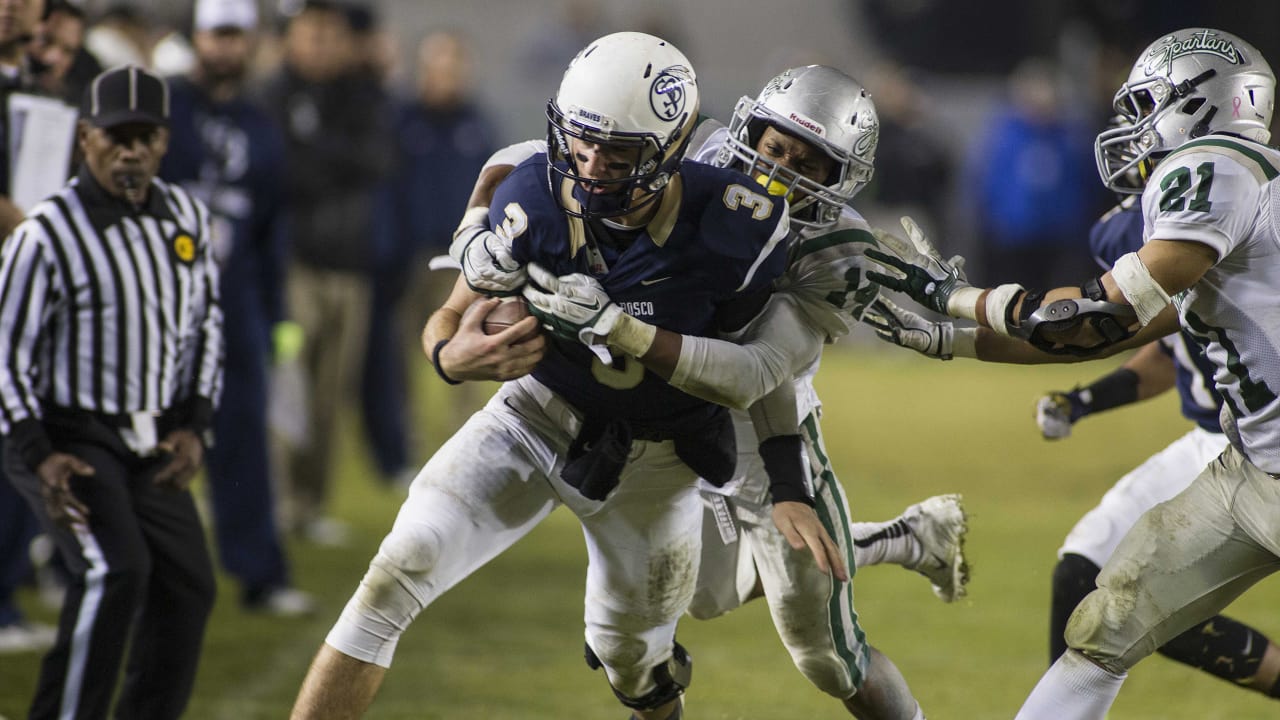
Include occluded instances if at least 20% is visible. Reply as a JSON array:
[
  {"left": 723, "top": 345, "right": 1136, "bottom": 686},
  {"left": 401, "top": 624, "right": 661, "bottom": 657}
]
[{"left": 863, "top": 297, "right": 955, "bottom": 360}]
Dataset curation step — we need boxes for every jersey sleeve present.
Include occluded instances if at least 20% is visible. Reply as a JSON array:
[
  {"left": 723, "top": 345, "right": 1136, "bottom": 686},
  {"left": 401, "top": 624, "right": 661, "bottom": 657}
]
[
  {"left": 191, "top": 199, "right": 225, "bottom": 412},
  {"left": 489, "top": 157, "right": 557, "bottom": 266},
  {"left": 695, "top": 179, "right": 790, "bottom": 297},
  {"left": 779, "top": 215, "right": 881, "bottom": 341},
  {"left": 1088, "top": 200, "right": 1144, "bottom": 270},
  {"left": 0, "top": 219, "right": 56, "bottom": 432},
  {"left": 687, "top": 124, "right": 729, "bottom": 165},
  {"left": 482, "top": 140, "right": 547, "bottom": 173},
  {"left": 1143, "top": 145, "right": 1266, "bottom": 260},
  {"left": 671, "top": 292, "right": 825, "bottom": 409}
]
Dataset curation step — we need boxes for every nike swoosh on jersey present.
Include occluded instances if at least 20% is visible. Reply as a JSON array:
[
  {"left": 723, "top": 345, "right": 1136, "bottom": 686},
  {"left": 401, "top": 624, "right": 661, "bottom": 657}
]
[{"left": 640, "top": 276, "right": 673, "bottom": 286}]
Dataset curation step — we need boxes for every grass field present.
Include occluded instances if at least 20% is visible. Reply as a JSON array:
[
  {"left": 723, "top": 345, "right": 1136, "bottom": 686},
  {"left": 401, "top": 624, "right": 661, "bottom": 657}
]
[{"left": 3, "top": 344, "right": 1279, "bottom": 719}]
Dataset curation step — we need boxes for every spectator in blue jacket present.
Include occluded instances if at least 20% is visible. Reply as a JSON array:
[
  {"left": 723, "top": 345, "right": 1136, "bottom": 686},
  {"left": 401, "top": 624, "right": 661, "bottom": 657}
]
[
  {"left": 159, "top": 0, "right": 313, "bottom": 615},
  {"left": 967, "top": 57, "right": 1107, "bottom": 288}
]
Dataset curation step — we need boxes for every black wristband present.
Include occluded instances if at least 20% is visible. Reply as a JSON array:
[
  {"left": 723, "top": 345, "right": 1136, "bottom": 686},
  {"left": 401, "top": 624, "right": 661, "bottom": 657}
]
[
  {"left": 1017, "top": 289, "right": 1046, "bottom": 326},
  {"left": 759, "top": 434, "right": 813, "bottom": 506},
  {"left": 1081, "top": 276, "right": 1107, "bottom": 301},
  {"left": 1077, "top": 367, "right": 1139, "bottom": 416},
  {"left": 431, "top": 339, "right": 462, "bottom": 386}
]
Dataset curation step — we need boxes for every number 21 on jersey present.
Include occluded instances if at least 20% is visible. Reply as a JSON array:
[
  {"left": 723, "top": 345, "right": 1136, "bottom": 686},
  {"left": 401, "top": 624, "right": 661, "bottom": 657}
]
[{"left": 1159, "top": 161, "right": 1215, "bottom": 213}]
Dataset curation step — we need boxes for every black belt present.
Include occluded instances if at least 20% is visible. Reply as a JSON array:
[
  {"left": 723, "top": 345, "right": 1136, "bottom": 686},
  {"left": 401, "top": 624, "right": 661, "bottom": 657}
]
[{"left": 43, "top": 405, "right": 185, "bottom": 442}]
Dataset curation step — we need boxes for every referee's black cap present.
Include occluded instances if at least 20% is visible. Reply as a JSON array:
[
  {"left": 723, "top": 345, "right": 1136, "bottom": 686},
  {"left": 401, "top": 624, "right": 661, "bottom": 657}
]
[{"left": 81, "top": 65, "right": 170, "bottom": 129}]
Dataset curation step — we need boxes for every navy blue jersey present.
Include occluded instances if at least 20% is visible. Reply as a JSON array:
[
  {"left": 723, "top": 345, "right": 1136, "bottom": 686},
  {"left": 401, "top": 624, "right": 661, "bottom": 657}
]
[
  {"left": 1089, "top": 202, "right": 1222, "bottom": 432},
  {"left": 495, "top": 155, "right": 788, "bottom": 432}
]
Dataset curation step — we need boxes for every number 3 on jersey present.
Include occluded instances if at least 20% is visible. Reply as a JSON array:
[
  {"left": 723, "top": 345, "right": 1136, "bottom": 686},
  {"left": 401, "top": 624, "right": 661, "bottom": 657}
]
[{"left": 723, "top": 184, "right": 774, "bottom": 220}]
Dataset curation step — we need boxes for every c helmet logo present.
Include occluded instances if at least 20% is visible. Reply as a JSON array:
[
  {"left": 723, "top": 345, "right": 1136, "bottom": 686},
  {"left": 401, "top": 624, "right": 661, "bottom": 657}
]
[
  {"left": 173, "top": 234, "right": 196, "bottom": 263},
  {"left": 650, "top": 66, "right": 693, "bottom": 121}
]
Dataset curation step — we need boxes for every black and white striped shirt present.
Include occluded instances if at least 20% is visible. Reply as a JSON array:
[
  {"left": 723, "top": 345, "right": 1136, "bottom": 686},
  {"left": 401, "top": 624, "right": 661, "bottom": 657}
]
[{"left": 0, "top": 167, "right": 223, "bottom": 464}]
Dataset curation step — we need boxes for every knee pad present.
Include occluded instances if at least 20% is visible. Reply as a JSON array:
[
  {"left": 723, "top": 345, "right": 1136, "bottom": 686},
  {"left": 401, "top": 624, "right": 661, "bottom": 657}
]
[
  {"left": 325, "top": 558, "right": 427, "bottom": 667},
  {"left": 1158, "top": 615, "right": 1270, "bottom": 686},
  {"left": 1063, "top": 586, "right": 1130, "bottom": 675},
  {"left": 1051, "top": 554, "right": 1100, "bottom": 663},
  {"left": 586, "top": 641, "right": 692, "bottom": 712}
]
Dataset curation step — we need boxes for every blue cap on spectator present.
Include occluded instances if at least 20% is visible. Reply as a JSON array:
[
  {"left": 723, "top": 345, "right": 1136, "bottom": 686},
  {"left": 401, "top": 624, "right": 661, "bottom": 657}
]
[{"left": 81, "top": 65, "right": 170, "bottom": 128}]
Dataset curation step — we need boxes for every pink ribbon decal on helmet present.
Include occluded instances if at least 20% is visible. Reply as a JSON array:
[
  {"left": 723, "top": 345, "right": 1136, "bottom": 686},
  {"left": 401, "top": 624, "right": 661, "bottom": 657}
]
[{"left": 1233, "top": 96, "right": 1242, "bottom": 117}]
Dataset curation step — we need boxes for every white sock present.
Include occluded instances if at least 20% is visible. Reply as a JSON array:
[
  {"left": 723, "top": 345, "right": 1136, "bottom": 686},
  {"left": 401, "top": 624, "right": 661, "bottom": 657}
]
[
  {"left": 850, "top": 518, "right": 921, "bottom": 568},
  {"left": 1014, "top": 650, "right": 1125, "bottom": 720}
]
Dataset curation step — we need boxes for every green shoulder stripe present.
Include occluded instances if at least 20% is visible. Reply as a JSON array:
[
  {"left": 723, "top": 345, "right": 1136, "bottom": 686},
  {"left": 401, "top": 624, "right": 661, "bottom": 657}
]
[
  {"left": 795, "top": 228, "right": 877, "bottom": 259},
  {"left": 1167, "top": 137, "right": 1279, "bottom": 180}
]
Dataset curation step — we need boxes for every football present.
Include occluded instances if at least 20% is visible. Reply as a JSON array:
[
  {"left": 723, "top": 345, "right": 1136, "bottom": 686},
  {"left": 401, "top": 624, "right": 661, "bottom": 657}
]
[{"left": 481, "top": 297, "right": 537, "bottom": 338}]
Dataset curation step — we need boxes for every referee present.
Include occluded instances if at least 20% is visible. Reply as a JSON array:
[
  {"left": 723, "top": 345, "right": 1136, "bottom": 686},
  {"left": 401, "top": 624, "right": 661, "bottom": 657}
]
[{"left": 0, "top": 65, "right": 224, "bottom": 720}]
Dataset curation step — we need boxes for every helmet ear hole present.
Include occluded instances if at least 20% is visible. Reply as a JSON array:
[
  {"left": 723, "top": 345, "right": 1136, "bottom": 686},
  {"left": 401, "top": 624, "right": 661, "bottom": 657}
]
[
  {"left": 1180, "top": 97, "right": 1207, "bottom": 115},
  {"left": 1190, "top": 105, "right": 1218, "bottom": 139}
]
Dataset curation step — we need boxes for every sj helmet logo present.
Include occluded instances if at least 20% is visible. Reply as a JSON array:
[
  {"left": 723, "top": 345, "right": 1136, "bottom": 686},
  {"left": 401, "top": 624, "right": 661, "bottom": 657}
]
[
  {"left": 173, "top": 233, "right": 196, "bottom": 263},
  {"left": 650, "top": 66, "right": 693, "bottom": 121},
  {"left": 1144, "top": 29, "right": 1241, "bottom": 77}
]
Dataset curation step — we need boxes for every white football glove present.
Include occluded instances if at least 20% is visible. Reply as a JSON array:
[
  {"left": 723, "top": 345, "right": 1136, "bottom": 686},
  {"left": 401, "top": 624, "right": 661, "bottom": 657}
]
[
  {"left": 453, "top": 207, "right": 526, "bottom": 296},
  {"left": 521, "top": 264, "right": 623, "bottom": 363},
  {"left": 521, "top": 264, "right": 657, "bottom": 365},
  {"left": 1035, "top": 392, "right": 1079, "bottom": 440},
  {"left": 863, "top": 297, "right": 955, "bottom": 360}
]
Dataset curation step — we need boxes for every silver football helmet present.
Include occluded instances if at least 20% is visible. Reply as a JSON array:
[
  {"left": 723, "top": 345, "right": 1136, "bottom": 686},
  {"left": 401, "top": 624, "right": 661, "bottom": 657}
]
[
  {"left": 546, "top": 31, "right": 699, "bottom": 220},
  {"left": 718, "top": 65, "right": 878, "bottom": 229},
  {"left": 1096, "top": 28, "right": 1275, "bottom": 194}
]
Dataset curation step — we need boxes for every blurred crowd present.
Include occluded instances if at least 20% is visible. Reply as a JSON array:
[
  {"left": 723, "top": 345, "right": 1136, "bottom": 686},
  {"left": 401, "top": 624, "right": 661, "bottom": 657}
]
[{"left": 0, "top": 0, "right": 501, "bottom": 654}]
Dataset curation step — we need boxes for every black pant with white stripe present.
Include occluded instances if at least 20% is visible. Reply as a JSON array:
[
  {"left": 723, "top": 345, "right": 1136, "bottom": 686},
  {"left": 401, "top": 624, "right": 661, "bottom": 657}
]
[{"left": 5, "top": 430, "right": 215, "bottom": 720}]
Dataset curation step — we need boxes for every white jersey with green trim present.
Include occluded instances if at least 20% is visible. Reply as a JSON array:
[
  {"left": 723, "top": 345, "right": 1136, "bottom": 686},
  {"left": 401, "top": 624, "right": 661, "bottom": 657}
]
[{"left": 1142, "top": 133, "right": 1280, "bottom": 473}]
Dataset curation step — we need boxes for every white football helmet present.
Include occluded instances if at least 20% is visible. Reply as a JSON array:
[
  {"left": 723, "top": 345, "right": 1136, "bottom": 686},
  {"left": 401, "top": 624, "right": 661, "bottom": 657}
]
[
  {"left": 717, "top": 65, "right": 878, "bottom": 230},
  {"left": 546, "top": 31, "right": 699, "bottom": 219},
  {"left": 1096, "top": 28, "right": 1275, "bottom": 194}
]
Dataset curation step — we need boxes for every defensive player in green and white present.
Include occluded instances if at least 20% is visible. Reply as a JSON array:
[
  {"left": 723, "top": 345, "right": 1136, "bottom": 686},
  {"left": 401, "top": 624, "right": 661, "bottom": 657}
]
[
  {"left": 681, "top": 67, "right": 968, "bottom": 712},
  {"left": 462, "top": 65, "right": 968, "bottom": 719},
  {"left": 863, "top": 27, "right": 1280, "bottom": 719}
]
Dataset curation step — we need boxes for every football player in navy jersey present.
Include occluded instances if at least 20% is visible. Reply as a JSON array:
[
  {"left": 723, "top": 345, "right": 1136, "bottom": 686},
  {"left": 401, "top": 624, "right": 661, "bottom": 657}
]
[
  {"left": 445, "top": 65, "right": 940, "bottom": 720},
  {"left": 290, "top": 32, "right": 789, "bottom": 720}
]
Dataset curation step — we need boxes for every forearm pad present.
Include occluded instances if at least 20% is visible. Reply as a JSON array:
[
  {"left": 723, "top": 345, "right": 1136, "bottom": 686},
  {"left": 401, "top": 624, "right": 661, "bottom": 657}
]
[
  {"left": 759, "top": 434, "right": 812, "bottom": 506},
  {"left": 669, "top": 335, "right": 793, "bottom": 410},
  {"left": 670, "top": 294, "right": 820, "bottom": 410}
]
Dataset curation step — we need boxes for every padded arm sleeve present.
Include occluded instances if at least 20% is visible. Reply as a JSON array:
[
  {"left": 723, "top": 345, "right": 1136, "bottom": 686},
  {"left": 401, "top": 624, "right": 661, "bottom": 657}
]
[
  {"left": 482, "top": 140, "right": 546, "bottom": 172},
  {"left": 669, "top": 293, "right": 824, "bottom": 410}
]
